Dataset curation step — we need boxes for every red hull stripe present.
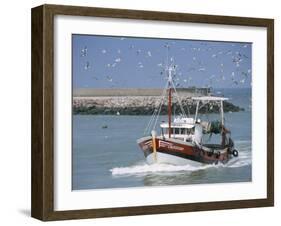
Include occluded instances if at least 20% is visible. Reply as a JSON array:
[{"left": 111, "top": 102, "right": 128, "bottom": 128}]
[{"left": 139, "top": 138, "right": 230, "bottom": 164}]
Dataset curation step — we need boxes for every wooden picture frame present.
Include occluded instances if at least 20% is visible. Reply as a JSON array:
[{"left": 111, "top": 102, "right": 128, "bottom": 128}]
[{"left": 31, "top": 4, "right": 274, "bottom": 221}]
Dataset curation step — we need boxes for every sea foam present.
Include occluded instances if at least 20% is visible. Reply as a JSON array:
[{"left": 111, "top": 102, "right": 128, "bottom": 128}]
[{"left": 110, "top": 141, "right": 251, "bottom": 176}]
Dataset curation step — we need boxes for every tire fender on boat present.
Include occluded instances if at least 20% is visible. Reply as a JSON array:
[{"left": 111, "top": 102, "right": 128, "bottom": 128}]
[
  {"left": 232, "top": 149, "right": 239, "bottom": 157},
  {"left": 207, "top": 150, "right": 214, "bottom": 157},
  {"left": 215, "top": 151, "right": 221, "bottom": 159}
]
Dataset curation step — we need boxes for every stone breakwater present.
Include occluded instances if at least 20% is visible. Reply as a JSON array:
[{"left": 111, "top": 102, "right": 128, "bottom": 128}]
[{"left": 73, "top": 96, "right": 244, "bottom": 115}]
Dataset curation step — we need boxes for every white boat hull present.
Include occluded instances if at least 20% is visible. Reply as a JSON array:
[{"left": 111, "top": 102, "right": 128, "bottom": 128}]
[{"left": 146, "top": 152, "right": 202, "bottom": 166}]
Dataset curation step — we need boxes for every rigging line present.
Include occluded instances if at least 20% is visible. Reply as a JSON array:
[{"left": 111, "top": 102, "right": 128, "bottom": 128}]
[
  {"left": 153, "top": 93, "right": 165, "bottom": 130},
  {"left": 153, "top": 82, "right": 169, "bottom": 128},
  {"left": 186, "top": 99, "right": 191, "bottom": 116},
  {"left": 144, "top": 100, "right": 161, "bottom": 135},
  {"left": 170, "top": 79, "right": 185, "bottom": 115},
  {"left": 146, "top": 64, "right": 170, "bottom": 134},
  {"left": 165, "top": 43, "right": 170, "bottom": 69},
  {"left": 152, "top": 82, "right": 169, "bottom": 130},
  {"left": 170, "top": 79, "right": 188, "bottom": 118},
  {"left": 146, "top": 43, "right": 171, "bottom": 134},
  {"left": 144, "top": 81, "right": 169, "bottom": 134},
  {"left": 143, "top": 108, "right": 157, "bottom": 135}
]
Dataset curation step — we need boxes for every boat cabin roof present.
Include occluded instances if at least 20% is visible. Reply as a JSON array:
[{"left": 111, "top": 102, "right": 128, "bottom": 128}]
[
  {"left": 192, "top": 96, "right": 229, "bottom": 101},
  {"left": 160, "top": 117, "right": 195, "bottom": 129},
  {"left": 160, "top": 122, "right": 194, "bottom": 129}
]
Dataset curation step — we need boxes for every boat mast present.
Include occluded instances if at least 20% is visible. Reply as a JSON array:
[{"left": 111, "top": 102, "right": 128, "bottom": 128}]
[
  {"left": 220, "top": 100, "right": 224, "bottom": 126},
  {"left": 194, "top": 100, "right": 199, "bottom": 122},
  {"left": 167, "top": 66, "right": 173, "bottom": 138},
  {"left": 168, "top": 86, "right": 172, "bottom": 138},
  {"left": 165, "top": 43, "right": 173, "bottom": 138}
]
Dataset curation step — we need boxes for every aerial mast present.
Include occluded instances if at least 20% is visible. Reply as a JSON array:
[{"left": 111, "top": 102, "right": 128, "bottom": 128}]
[
  {"left": 168, "top": 71, "right": 172, "bottom": 138},
  {"left": 165, "top": 43, "right": 173, "bottom": 138}
]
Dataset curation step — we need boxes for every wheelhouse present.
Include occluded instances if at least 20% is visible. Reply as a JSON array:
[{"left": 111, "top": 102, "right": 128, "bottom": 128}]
[{"left": 160, "top": 117, "right": 195, "bottom": 141}]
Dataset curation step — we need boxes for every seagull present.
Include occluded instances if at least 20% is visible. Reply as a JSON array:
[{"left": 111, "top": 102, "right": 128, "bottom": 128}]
[
  {"left": 164, "top": 43, "right": 170, "bottom": 49},
  {"left": 101, "top": 49, "right": 107, "bottom": 54},
  {"left": 115, "top": 58, "right": 121, "bottom": 63},
  {"left": 138, "top": 62, "right": 144, "bottom": 68},
  {"left": 80, "top": 46, "right": 87, "bottom": 57},
  {"left": 242, "top": 71, "right": 248, "bottom": 77},
  {"left": 84, "top": 61, "right": 90, "bottom": 70},
  {"left": 147, "top": 51, "right": 152, "bottom": 57},
  {"left": 106, "top": 75, "right": 113, "bottom": 82},
  {"left": 232, "top": 56, "right": 242, "bottom": 63},
  {"left": 231, "top": 77, "right": 238, "bottom": 85},
  {"left": 117, "top": 49, "right": 121, "bottom": 54},
  {"left": 226, "top": 50, "right": 232, "bottom": 55}
]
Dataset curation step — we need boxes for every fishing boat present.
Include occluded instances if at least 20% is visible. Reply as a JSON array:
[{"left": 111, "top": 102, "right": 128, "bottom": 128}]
[{"left": 137, "top": 57, "right": 238, "bottom": 166}]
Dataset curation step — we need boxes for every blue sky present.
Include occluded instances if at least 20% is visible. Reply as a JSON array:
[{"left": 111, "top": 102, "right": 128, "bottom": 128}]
[{"left": 72, "top": 34, "right": 252, "bottom": 89}]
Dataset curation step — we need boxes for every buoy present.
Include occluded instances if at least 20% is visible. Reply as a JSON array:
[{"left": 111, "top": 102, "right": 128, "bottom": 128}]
[
  {"left": 151, "top": 130, "right": 157, "bottom": 163},
  {"left": 232, "top": 149, "right": 239, "bottom": 157}
]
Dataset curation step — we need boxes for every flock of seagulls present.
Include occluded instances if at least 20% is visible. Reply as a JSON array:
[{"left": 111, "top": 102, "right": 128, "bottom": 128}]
[{"left": 78, "top": 38, "right": 252, "bottom": 88}]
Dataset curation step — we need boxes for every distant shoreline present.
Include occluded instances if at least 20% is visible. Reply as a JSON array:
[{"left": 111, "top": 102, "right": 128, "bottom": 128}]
[{"left": 73, "top": 88, "right": 244, "bottom": 115}]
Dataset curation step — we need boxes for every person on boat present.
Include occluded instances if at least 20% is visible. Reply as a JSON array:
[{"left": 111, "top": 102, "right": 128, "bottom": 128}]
[
  {"left": 221, "top": 125, "right": 231, "bottom": 147},
  {"left": 194, "top": 119, "right": 203, "bottom": 146}
]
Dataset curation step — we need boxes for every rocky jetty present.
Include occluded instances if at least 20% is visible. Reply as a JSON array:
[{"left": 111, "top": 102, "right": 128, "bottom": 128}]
[{"left": 73, "top": 96, "right": 244, "bottom": 115}]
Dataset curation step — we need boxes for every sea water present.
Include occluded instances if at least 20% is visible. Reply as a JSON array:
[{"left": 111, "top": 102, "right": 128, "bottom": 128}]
[{"left": 72, "top": 88, "right": 252, "bottom": 190}]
